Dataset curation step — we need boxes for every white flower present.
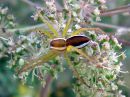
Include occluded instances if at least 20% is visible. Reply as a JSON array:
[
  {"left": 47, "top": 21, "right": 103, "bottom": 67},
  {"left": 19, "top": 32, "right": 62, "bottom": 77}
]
[
  {"left": 96, "top": 16, "right": 101, "bottom": 21},
  {"left": 76, "top": 18, "right": 81, "bottom": 23},
  {"left": 111, "top": 83, "right": 118, "bottom": 90},
  {"left": 97, "top": 34, "right": 109, "bottom": 41},
  {"left": 62, "top": 24, "right": 66, "bottom": 28},
  {"left": 113, "top": 37, "right": 118, "bottom": 44},
  {"left": 72, "top": 12, "right": 77, "bottom": 17},
  {"left": 75, "top": 24, "right": 81, "bottom": 29},
  {"left": 0, "top": 7, "right": 8, "bottom": 14},
  {"left": 93, "top": 8, "right": 100, "bottom": 15},
  {"left": 98, "top": 0, "right": 106, "bottom": 4},
  {"left": 46, "top": 1, "right": 54, "bottom": 6},
  {"left": 31, "top": 14, "right": 39, "bottom": 21},
  {"left": 19, "top": 58, "right": 25, "bottom": 66},
  {"left": 102, "top": 42, "right": 110, "bottom": 50},
  {"left": 68, "top": 29, "right": 72, "bottom": 33},
  {"left": 71, "top": 4, "right": 80, "bottom": 9},
  {"left": 112, "top": 36, "right": 122, "bottom": 48}
]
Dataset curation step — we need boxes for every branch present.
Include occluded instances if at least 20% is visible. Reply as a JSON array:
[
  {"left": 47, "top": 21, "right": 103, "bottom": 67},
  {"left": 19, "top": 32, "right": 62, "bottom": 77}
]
[
  {"left": 7, "top": 22, "right": 130, "bottom": 33},
  {"left": 100, "top": 4, "right": 130, "bottom": 16},
  {"left": 93, "top": 22, "right": 130, "bottom": 31},
  {"left": 93, "top": 22, "right": 130, "bottom": 37},
  {"left": 6, "top": 24, "right": 46, "bottom": 33}
]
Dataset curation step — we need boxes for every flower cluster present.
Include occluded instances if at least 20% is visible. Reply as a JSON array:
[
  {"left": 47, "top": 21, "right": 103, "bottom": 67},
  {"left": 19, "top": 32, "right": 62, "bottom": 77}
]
[
  {"left": 0, "top": 0, "right": 126, "bottom": 97},
  {"left": 69, "top": 31, "right": 126, "bottom": 97},
  {"left": 0, "top": 7, "right": 15, "bottom": 31},
  {"left": 31, "top": 0, "right": 107, "bottom": 33},
  {"left": 0, "top": 6, "right": 16, "bottom": 59},
  {"left": 28, "top": 0, "right": 126, "bottom": 96}
]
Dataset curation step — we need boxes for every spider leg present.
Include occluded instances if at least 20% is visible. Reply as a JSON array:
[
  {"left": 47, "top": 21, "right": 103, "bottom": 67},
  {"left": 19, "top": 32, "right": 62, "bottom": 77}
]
[
  {"left": 67, "top": 46, "right": 115, "bottom": 71},
  {"left": 17, "top": 50, "right": 61, "bottom": 74},
  {"left": 62, "top": 18, "right": 73, "bottom": 37},
  {"left": 67, "top": 45, "right": 94, "bottom": 62},
  {"left": 33, "top": 28, "right": 54, "bottom": 39},
  {"left": 70, "top": 27, "right": 105, "bottom": 36},
  {"left": 38, "top": 13, "right": 59, "bottom": 37},
  {"left": 64, "top": 51, "right": 90, "bottom": 88}
]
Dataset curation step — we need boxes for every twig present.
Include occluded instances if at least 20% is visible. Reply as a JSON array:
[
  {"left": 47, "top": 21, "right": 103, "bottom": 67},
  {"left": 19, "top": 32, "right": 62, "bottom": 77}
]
[
  {"left": 7, "top": 22, "right": 130, "bottom": 33},
  {"left": 93, "top": 22, "right": 130, "bottom": 32},
  {"left": 100, "top": 4, "right": 130, "bottom": 16},
  {"left": 6, "top": 24, "right": 46, "bottom": 33}
]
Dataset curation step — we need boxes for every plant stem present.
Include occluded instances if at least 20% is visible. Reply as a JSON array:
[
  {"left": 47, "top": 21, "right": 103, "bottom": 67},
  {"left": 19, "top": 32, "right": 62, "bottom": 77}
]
[
  {"left": 100, "top": 4, "right": 130, "bottom": 16},
  {"left": 7, "top": 22, "right": 130, "bottom": 34},
  {"left": 6, "top": 24, "right": 45, "bottom": 33},
  {"left": 93, "top": 22, "right": 130, "bottom": 31}
]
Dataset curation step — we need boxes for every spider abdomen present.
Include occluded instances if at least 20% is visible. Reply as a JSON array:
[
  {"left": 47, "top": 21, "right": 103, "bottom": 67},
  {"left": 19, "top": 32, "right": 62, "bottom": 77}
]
[
  {"left": 66, "top": 36, "right": 90, "bottom": 48},
  {"left": 50, "top": 36, "right": 90, "bottom": 51}
]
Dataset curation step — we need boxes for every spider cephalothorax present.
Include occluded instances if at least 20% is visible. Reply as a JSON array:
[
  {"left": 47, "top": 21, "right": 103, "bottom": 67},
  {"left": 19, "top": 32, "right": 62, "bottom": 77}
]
[{"left": 50, "top": 35, "right": 90, "bottom": 51}]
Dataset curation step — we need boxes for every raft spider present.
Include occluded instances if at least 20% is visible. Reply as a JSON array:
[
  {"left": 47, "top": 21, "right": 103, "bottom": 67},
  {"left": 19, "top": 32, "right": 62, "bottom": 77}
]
[{"left": 18, "top": 13, "right": 105, "bottom": 87}]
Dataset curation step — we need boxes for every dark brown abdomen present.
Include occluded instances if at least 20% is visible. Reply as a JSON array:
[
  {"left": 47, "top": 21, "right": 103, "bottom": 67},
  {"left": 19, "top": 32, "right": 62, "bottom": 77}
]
[{"left": 66, "top": 35, "right": 90, "bottom": 48}]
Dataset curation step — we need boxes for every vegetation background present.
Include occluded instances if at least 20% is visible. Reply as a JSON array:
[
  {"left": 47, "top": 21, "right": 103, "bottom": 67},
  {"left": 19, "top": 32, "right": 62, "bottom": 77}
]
[{"left": 0, "top": 0, "right": 130, "bottom": 97}]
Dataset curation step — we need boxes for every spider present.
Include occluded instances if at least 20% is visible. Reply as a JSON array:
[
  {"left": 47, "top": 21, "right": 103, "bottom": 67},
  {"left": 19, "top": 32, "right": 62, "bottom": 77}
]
[{"left": 18, "top": 13, "right": 105, "bottom": 87}]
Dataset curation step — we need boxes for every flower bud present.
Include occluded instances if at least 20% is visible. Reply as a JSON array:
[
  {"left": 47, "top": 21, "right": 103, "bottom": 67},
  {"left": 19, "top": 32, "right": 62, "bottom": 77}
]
[{"left": 19, "top": 58, "right": 25, "bottom": 66}]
